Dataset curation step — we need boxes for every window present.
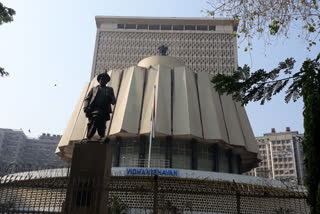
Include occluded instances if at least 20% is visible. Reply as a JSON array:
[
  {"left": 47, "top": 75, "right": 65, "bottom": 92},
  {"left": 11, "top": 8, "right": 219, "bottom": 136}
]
[
  {"left": 119, "top": 140, "right": 139, "bottom": 167},
  {"left": 147, "top": 139, "right": 166, "bottom": 168},
  {"left": 218, "top": 150, "right": 229, "bottom": 173},
  {"left": 172, "top": 141, "right": 191, "bottom": 169},
  {"left": 173, "top": 25, "right": 183, "bottom": 30},
  {"left": 137, "top": 24, "right": 148, "bottom": 30},
  {"left": 185, "top": 25, "right": 196, "bottom": 30},
  {"left": 197, "top": 25, "right": 208, "bottom": 31},
  {"left": 149, "top": 25, "right": 160, "bottom": 30},
  {"left": 161, "top": 25, "right": 172, "bottom": 30},
  {"left": 197, "top": 143, "right": 214, "bottom": 171},
  {"left": 125, "top": 24, "right": 136, "bottom": 29},
  {"left": 209, "top": 25, "right": 216, "bottom": 31}
]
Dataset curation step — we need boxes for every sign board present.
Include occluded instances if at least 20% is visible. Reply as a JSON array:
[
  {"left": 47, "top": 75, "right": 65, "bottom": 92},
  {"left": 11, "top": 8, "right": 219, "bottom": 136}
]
[{"left": 126, "top": 168, "right": 178, "bottom": 176}]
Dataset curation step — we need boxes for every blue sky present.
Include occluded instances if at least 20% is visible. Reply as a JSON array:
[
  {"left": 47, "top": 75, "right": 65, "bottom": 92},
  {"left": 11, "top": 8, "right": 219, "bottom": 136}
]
[{"left": 0, "top": 0, "right": 317, "bottom": 137}]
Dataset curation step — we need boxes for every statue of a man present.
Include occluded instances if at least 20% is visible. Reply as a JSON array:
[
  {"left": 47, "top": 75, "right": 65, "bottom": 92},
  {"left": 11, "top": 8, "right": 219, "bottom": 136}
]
[{"left": 83, "top": 72, "right": 116, "bottom": 139}]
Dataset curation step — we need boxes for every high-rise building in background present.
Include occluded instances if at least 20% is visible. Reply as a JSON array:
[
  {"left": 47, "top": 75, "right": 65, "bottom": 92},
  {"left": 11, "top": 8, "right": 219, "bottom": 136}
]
[
  {"left": 0, "top": 128, "right": 67, "bottom": 172},
  {"left": 245, "top": 128, "right": 305, "bottom": 184},
  {"left": 91, "top": 16, "right": 238, "bottom": 79},
  {"left": 0, "top": 129, "right": 26, "bottom": 167}
]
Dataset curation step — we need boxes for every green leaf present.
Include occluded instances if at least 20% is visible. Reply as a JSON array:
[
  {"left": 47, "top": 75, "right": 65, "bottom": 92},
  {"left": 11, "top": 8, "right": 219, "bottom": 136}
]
[
  {"left": 269, "top": 20, "right": 280, "bottom": 35},
  {"left": 308, "top": 26, "right": 315, "bottom": 32},
  {"left": 0, "top": 3, "right": 16, "bottom": 25}
]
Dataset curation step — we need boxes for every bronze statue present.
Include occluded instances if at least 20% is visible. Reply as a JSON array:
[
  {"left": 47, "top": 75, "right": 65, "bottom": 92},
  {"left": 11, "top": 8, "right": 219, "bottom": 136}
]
[{"left": 83, "top": 72, "right": 116, "bottom": 139}]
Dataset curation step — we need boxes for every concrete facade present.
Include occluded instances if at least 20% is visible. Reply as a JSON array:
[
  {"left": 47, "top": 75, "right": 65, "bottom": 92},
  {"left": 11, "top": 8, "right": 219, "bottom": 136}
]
[
  {"left": 0, "top": 128, "right": 26, "bottom": 167},
  {"left": 0, "top": 128, "right": 67, "bottom": 171},
  {"left": 245, "top": 128, "right": 305, "bottom": 184},
  {"left": 91, "top": 16, "right": 238, "bottom": 79}
]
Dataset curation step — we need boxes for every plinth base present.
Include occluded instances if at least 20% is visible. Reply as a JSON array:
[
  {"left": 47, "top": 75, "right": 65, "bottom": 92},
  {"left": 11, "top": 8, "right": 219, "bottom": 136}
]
[{"left": 66, "top": 143, "right": 112, "bottom": 214}]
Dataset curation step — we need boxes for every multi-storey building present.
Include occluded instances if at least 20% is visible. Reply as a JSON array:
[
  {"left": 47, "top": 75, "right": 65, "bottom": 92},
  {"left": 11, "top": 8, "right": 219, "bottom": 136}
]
[
  {"left": 245, "top": 128, "right": 305, "bottom": 184},
  {"left": 0, "top": 128, "right": 67, "bottom": 172},
  {"left": 20, "top": 133, "right": 67, "bottom": 169},
  {"left": 0, "top": 128, "right": 27, "bottom": 167},
  {"left": 91, "top": 16, "right": 238, "bottom": 79}
]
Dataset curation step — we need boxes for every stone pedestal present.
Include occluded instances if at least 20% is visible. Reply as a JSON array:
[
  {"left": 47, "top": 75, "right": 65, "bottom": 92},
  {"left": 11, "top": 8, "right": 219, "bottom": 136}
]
[{"left": 66, "top": 143, "right": 112, "bottom": 214}]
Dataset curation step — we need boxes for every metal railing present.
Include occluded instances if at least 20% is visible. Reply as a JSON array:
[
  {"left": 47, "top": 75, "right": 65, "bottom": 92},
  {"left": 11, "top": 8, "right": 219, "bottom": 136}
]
[{"left": 0, "top": 166, "right": 310, "bottom": 214}]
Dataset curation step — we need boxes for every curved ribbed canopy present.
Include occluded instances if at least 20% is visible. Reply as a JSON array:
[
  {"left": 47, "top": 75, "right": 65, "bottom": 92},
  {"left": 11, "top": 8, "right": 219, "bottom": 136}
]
[{"left": 56, "top": 56, "right": 259, "bottom": 168}]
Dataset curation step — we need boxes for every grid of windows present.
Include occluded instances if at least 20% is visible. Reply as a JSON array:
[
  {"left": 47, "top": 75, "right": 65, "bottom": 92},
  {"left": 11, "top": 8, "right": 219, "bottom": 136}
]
[
  {"left": 197, "top": 143, "right": 214, "bottom": 171},
  {"left": 245, "top": 131, "right": 304, "bottom": 184},
  {"left": 119, "top": 140, "right": 140, "bottom": 167},
  {"left": 112, "top": 138, "right": 240, "bottom": 173},
  {"left": 172, "top": 141, "right": 192, "bottom": 169},
  {"left": 117, "top": 24, "right": 217, "bottom": 32}
]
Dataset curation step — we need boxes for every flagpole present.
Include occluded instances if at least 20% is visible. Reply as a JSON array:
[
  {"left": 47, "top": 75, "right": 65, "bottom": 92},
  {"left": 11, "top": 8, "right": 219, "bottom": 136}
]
[
  {"left": 148, "top": 85, "right": 156, "bottom": 168},
  {"left": 148, "top": 123, "right": 152, "bottom": 168}
]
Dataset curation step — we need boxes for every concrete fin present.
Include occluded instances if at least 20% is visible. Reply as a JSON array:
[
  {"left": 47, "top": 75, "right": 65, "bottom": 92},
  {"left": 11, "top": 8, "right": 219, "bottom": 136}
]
[
  {"left": 106, "top": 70, "right": 123, "bottom": 135},
  {"left": 173, "top": 67, "right": 202, "bottom": 138},
  {"left": 140, "top": 66, "right": 158, "bottom": 134},
  {"left": 197, "top": 72, "right": 228, "bottom": 142},
  {"left": 185, "top": 70, "right": 202, "bottom": 138},
  {"left": 110, "top": 66, "right": 145, "bottom": 135},
  {"left": 155, "top": 64, "right": 171, "bottom": 135},
  {"left": 173, "top": 67, "right": 190, "bottom": 135},
  {"left": 234, "top": 102, "right": 259, "bottom": 153},
  {"left": 220, "top": 94, "right": 246, "bottom": 147}
]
